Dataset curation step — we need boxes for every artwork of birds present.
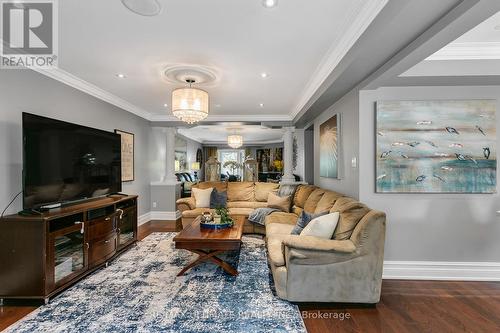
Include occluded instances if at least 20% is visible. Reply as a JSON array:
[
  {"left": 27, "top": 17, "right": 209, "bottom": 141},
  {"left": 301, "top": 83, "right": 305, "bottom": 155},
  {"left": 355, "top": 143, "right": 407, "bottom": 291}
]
[
  {"left": 484, "top": 147, "right": 491, "bottom": 160},
  {"left": 476, "top": 125, "right": 486, "bottom": 136},
  {"left": 445, "top": 127, "right": 460, "bottom": 135},
  {"left": 416, "top": 175, "right": 427, "bottom": 182}
]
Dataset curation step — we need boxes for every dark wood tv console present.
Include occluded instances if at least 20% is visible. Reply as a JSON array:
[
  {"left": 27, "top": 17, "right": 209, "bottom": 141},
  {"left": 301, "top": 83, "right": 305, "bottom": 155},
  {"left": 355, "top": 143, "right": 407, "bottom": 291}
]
[{"left": 0, "top": 195, "right": 138, "bottom": 303}]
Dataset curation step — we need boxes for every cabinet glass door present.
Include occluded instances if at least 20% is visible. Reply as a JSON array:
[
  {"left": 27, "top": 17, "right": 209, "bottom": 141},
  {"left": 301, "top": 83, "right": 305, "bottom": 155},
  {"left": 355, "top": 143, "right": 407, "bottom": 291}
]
[
  {"left": 52, "top": 224, "right": 86, "bottom": 284},
  {"left": 118, "top": 209, "right": 136, "bottom": 249}
]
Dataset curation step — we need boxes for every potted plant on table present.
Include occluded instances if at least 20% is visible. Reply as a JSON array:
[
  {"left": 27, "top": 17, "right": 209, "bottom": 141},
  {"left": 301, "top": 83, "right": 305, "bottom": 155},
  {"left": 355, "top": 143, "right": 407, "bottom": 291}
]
[{"left": 214, "top": 206, "right": 234, "bottom": 227}]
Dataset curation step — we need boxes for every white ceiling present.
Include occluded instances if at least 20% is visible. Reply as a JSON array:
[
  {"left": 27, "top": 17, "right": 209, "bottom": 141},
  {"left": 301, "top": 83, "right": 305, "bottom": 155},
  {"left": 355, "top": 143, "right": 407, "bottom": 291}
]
[
  {"left": 401, "top": 10, "right": 500, "bottom": 77},
  {"left": 453, "top": 10, "right": 500, "bottom": 43},
  {"left": 178, "top": 125, "right": 284, "bottom": 145},
  {"left": 50, "top": 0, "right": 387, "bottom": 122}
]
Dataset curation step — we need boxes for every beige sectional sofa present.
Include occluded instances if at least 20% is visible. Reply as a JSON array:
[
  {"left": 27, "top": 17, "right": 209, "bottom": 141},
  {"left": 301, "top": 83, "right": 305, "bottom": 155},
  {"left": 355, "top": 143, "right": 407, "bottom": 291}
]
[{"left": 176, "top": 182, "right": 386, "bottom": 304}]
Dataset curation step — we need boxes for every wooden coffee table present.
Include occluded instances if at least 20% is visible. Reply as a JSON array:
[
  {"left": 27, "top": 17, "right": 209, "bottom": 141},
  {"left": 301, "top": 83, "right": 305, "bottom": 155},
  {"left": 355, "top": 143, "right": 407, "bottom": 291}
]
[{"left": 173, "top": 215, "right": 244, "bottom": 276}]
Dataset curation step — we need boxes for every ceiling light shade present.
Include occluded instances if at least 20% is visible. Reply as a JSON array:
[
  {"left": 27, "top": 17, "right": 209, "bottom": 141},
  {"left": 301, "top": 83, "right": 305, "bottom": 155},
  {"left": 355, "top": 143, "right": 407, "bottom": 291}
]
[
  {"left": 228, "top": 135, "right": 243, "bottom": 149},
  {"left": 121, "top": 0, "right": 161, "bottom": 16},
  {"left": 172, "top": 87, "right": 209, "bottom": 124}
]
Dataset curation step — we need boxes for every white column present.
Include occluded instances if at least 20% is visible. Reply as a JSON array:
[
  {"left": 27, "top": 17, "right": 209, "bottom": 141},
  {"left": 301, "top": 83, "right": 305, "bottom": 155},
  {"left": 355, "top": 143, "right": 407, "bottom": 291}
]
[
  {"left": 281, "top": 126, "right": 296, "bottom": 184},
  {"left": 164, "top": 127, "right": 179, "bottom": 184}
]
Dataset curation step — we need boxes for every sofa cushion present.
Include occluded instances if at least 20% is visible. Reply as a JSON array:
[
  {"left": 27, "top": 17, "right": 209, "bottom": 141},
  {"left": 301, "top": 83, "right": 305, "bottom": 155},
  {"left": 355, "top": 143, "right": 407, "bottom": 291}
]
[
  {"left": 314, "top": 191, "right": 343, "bottom": 214},
  {"left": 291, "top": 206, "right": 303, "bottom": 216},
  {"left": 293, "top": 185, "right": 317, "bottom": 208},
  {"left": 266, "top": 223, "right": 295, "bottom": 237},
  {"left": 300, "top": 212, "right": 340, "bottom": 239},
  {"left": 267, "top": 236, "right": 286, "bottom": 267},
  {"left": 265, "top": 212, "right": 299, "bottom": 226},
  {"left": 210, "top": 189, "right": 227, "bottom": 208},
  {"left": 332, "top": 201, "right": 371, "bottom": 240},
  {"left": 182, "top": 208, "right": 214, "bottom": 218},
  {"left": 192, "top": 187, "right": 213, "bottom": 208},
  {"left": 267, "top": 192, "right": 292, "bottom": 212},
  {"left": 303, "top": 189, "right": 326, "bottom": 213},
  {"left": 193, "top": 181, "right": 227, "bottom": 193},
  {"left": 227, "top": 182, "right": 254, "bottom": 202},
  {"left": 227, "top": 201, "right": 255, "bottom": 209},
  {"left": 291, "top": 210, "right": 329, "bottom": 235},
  {"left": 331, "top": 196, "right": 358, "bottom": 211},
  {"left": 253, "top": 201, "right": 269, "bottom": 209},
  {"left": 228, "top": 207, "right": 254, "bottom": 216},
  {"left": 255, "top": 182, "right": 280, "bottom": 202}
]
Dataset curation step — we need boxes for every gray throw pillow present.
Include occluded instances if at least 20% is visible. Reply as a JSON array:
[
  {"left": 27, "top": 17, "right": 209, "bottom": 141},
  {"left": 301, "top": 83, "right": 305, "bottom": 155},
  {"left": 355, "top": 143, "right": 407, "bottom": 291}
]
[
  {"left": 291, "top": 210, "right": 329, "bottom": 235},
  {"left": 210, "top": 189, "right": 227, "bottom": 208}
]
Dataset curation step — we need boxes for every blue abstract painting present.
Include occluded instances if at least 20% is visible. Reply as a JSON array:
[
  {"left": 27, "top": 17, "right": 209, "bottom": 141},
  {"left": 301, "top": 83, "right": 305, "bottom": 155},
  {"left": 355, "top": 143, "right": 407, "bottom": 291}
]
[{"left": 376, "top": 100, "right": 497, "bottom": 193}]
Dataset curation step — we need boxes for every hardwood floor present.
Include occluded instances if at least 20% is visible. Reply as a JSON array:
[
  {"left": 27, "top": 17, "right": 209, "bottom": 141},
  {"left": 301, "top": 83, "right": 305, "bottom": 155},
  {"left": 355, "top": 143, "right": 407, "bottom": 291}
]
[
  {"left": 299, "top": 280, "right": 500, "bottom": 333},
  {"left": 2, "top": 225, "right": 499, "bottom": 332}
]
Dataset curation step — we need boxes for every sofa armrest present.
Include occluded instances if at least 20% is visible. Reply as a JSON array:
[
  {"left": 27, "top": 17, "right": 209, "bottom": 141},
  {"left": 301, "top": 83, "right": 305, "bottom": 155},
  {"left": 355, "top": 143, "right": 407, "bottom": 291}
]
[
  {"left": 176, "top": 197, "right": 195, "bottom": 212},
  {"left": 282, "top": 235, "right": 356, "bottom": 253}
]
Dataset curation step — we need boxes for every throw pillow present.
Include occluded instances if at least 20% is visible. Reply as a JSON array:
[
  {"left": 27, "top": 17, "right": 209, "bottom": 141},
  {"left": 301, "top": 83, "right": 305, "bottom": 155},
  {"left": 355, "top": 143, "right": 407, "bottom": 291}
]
[
  {"left": 267, "top": 192, "right": 291, "bottom": 212},
  {"left": 192, "top": 187, "right": 213, "bottom": 208},
  {"left": 210, "top": 189, "right": 227, "bottom": 208},
  {"left": 300, "top": 212, "right": 340, "bottom": 239},
  {"left": 291, "top": 210, "right": 328, "bottom": 235}
]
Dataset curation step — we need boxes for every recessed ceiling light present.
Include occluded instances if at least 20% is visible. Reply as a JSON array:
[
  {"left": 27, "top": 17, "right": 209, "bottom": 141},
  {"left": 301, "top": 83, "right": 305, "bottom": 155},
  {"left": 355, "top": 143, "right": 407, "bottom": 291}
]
[
  {"left": 260, "top": 72, "right": 268, "bottom": 78},
  {"left": 262, "top": 0, "right": 278, "bottom": 8},
  {"left": 215, "top": 104, "right": 221, "bottom": 108},
  {"left": 163, "top": 103, "right": 168, "bottom": 107},
  {"left": 116, "top": 73, "right": 126, "bottom": 79},
  {"left": 259, "top": 103, "right": 265, "bottom": 107},
  {"left": 121, "top": 0, "right": 161, "bottom": 16}
]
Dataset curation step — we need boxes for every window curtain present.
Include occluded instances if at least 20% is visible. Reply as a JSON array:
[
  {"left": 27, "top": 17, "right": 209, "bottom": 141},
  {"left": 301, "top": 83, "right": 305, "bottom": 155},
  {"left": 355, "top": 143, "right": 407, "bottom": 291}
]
[{"left": 204, "top": 147, "right": 218, "bottom": 162}]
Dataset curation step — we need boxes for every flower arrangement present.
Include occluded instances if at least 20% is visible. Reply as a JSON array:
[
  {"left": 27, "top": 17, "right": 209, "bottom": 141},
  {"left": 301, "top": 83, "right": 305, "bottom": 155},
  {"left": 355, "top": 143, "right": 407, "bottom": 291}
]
[{"left": 223, "top": 160, "right": 242, "bottom": 175}]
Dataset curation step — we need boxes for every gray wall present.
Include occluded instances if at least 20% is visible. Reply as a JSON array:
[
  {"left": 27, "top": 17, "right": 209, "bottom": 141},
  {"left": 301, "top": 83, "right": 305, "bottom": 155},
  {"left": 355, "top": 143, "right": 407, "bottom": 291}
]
[
  {"left": 359, "top": 86, "right": 500, "bottom": 262},
  {"left": 0, "top": 70, "right": 151, "bottom": 216},
  {"left": 150, "top": 128, "right": 203, "bottom": 183},
  {"left": 313, "top": 88, "right": 359, "bottom": 198}
]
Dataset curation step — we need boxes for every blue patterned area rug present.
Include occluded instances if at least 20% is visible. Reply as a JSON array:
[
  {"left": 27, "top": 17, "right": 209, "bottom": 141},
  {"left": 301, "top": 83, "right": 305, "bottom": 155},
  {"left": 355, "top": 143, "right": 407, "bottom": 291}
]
[{"left": 6, "top": 233, "right": 306, "bottom": 333}]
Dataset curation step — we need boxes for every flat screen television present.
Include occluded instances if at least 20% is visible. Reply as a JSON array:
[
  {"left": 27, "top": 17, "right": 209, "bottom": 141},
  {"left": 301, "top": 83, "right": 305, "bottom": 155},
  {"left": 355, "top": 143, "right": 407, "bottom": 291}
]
[{"left": 22, "top": 113, "right": 122, "bottom": 210}]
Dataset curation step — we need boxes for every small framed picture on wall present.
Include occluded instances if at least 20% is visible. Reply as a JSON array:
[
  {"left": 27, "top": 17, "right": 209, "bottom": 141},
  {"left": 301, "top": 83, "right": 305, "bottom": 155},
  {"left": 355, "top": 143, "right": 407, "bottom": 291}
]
[{"left": 115, "top": 129, "right": 135, "bottom": 182}]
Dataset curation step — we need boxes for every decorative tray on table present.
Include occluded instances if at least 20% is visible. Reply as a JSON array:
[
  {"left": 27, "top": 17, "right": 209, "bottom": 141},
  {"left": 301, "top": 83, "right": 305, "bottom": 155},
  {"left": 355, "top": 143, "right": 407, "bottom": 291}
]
[{"left": 199, "top": 210, "right": 233, "bottom": 230}]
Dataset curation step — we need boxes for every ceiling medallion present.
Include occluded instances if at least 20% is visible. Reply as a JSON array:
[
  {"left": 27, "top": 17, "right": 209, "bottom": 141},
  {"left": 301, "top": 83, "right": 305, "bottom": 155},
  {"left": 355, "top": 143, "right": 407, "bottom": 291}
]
[
  {"left": 162, "top": 64, "right": 219, "bottom": 87},
  {"left": 171, "top": 79, "right": 209, "bottom": 124},
  {"left": 121, "top": 0, "right": 161, "bottom": 16}
]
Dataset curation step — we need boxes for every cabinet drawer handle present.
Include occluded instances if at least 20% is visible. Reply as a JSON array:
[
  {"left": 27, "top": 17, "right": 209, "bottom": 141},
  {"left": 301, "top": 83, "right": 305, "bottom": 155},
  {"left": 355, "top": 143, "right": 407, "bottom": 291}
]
[
  {"left": 75, "top": 221, "right": 84, "bottom": 234},
  {"left": 105, "top": 217, "right": 111, "bottom": 221},
  {"left": 104, "top": 240, "right": 110, "bottom": 244}
]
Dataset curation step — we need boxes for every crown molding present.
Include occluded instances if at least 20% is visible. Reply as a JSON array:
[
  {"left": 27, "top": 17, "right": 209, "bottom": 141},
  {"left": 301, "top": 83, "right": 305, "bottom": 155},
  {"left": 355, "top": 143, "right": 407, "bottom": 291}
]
[
  {"left": 148, "top": 113, "right": 293, "bottom": 122},
  {"left": 32, "top": 67, "right": 154, "bottom": 120},
  {"left": 289, "top": 0, "right": 388, "bottom": 120},
  {"left": 201, "top": 139, "right": 283, "bottom": 146},
  {"left": 426, "top": 42, "right": 500, "bottom": 60}
]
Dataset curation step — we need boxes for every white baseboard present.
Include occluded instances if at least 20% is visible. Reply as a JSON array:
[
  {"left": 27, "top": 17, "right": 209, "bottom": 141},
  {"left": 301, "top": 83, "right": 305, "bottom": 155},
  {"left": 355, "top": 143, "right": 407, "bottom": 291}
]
[
  {"left": 138, "top": 211, "right": 181, "bottom": 226},
  {"left": 138, "top": 212, "right": 151, "bottom": 226},
  {"left": 383, "top": 261, "right": 500, "bottom": 281}
]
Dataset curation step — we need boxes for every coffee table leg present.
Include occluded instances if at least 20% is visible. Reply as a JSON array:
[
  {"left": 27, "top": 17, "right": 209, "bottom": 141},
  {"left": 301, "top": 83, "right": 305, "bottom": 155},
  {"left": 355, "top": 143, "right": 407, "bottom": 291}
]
[{"left": 177, "top": 249, "right": 239, "bottom": 276}]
